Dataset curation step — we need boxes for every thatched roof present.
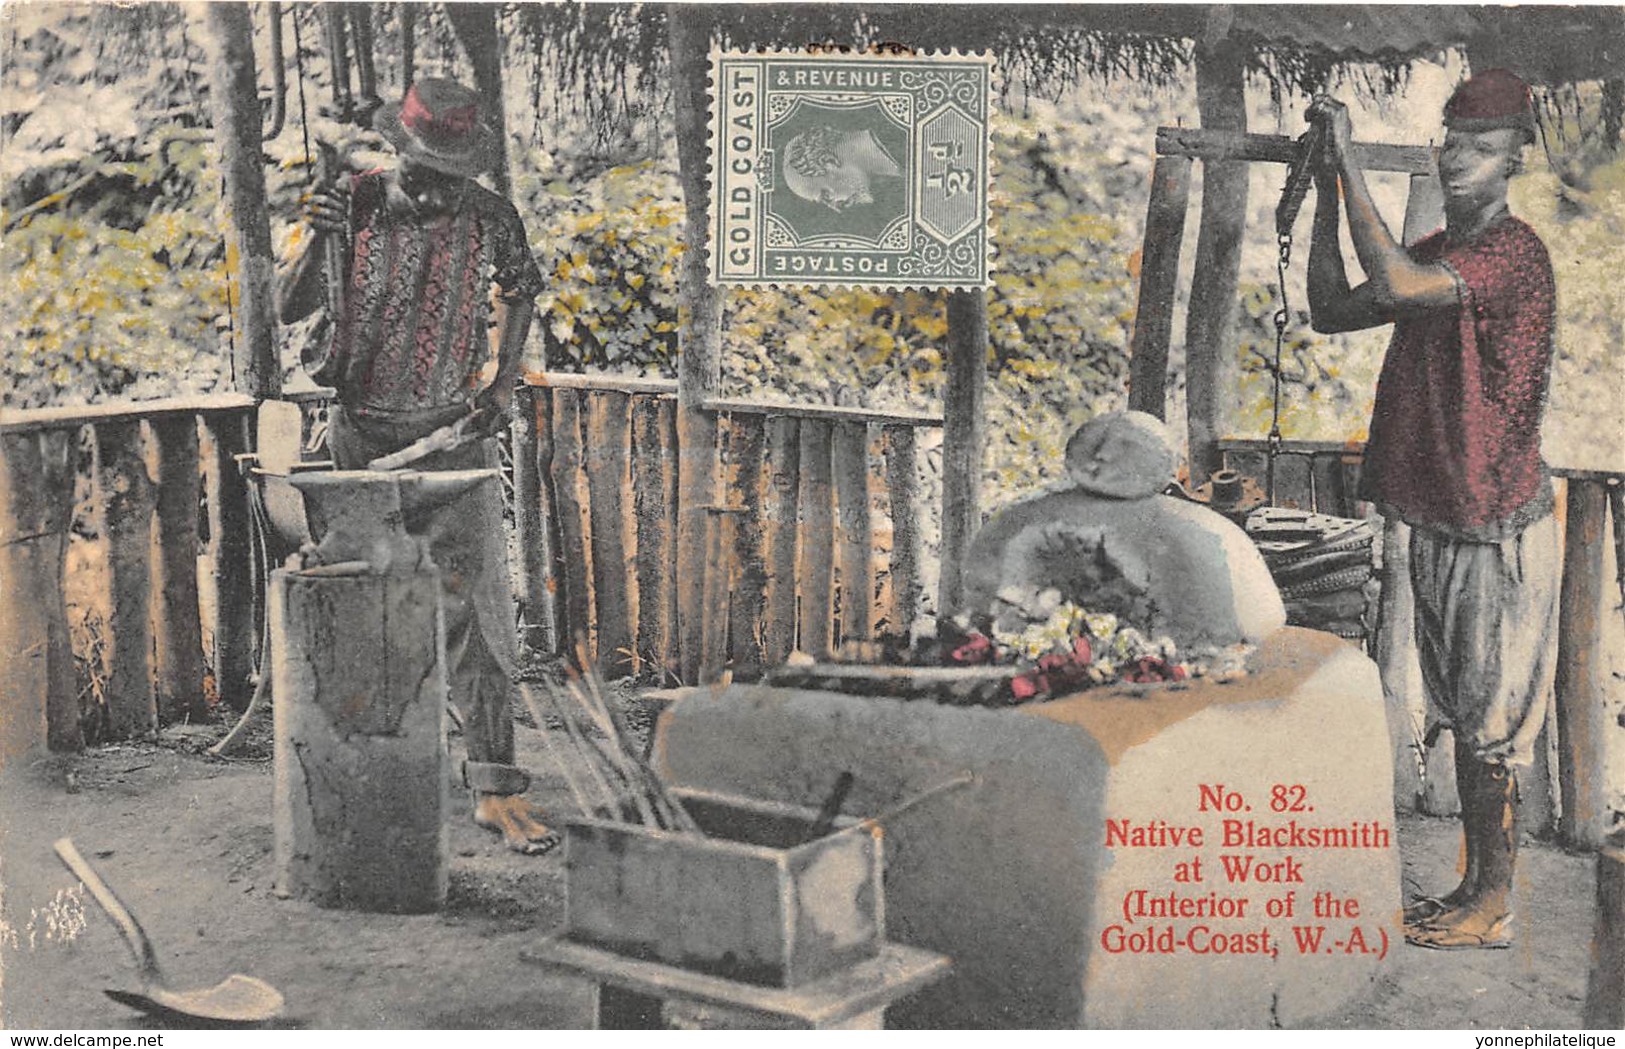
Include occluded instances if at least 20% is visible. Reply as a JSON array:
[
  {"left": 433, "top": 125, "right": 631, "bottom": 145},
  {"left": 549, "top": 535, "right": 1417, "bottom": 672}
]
[{"left": 517, "top": 4, "right": 1622, "bottom": 140}]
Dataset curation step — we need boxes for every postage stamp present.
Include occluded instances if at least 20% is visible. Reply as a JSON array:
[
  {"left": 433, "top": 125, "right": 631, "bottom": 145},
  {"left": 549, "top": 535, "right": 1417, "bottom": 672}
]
[{"left": 710, "top": 50, "right": 994, "bottom": 289}]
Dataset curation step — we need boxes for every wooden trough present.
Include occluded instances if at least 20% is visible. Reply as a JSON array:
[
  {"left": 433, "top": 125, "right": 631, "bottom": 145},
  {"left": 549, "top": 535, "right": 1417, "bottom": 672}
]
[{"left": 561, "top": 789, "right": 885, "bottom": 988}]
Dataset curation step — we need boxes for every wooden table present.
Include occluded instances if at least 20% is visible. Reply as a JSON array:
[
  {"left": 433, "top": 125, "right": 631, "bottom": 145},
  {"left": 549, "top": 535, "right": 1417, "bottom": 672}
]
[{"left": 520, "top": 936, "right": 951, "bottom": 1029}]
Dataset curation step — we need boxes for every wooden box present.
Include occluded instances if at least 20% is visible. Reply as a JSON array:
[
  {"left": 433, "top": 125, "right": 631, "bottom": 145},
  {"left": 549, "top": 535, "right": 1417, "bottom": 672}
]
[{"left": 564, "top": 789, "right": 884, "bottom": 987}]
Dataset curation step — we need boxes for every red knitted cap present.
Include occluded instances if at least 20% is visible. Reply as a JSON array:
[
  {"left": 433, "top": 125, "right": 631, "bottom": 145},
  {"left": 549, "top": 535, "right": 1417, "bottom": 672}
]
[{"left": 1444, "top": 69, "right": 1537, "bottom": 143}]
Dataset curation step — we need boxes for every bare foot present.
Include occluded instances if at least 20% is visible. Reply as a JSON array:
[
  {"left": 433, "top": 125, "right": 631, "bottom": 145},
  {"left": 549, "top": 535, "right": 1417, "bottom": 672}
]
[
  {"left": 1404, "top": 899, "right": 1513, "bottom": 950},
  {"left": 474, "top": 793, "right": 560, "bottom": 855}
]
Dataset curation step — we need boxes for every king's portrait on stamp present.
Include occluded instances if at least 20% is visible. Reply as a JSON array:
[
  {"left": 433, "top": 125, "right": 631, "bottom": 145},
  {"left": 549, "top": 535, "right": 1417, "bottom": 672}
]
[{"left": 712, "top": 50, "right": 994, "bottom": 288}]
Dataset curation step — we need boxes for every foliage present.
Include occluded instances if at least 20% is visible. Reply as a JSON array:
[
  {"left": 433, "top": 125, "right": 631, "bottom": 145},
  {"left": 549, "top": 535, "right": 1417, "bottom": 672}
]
[
  {"left": 1, "top": 5, "right": 229, "bottom": 409},
  {"left": 529, "top": 94, "right": 1159, "bottom": 501},
  {"left": 1512, "top": 146, "right": 1625, "bottom": 471},
  {"left": 1231, "top": 287, "right": 1378, "bottom": 444},
  {"left": 519, "top": 160, "right": 684, "bottom": 373}
]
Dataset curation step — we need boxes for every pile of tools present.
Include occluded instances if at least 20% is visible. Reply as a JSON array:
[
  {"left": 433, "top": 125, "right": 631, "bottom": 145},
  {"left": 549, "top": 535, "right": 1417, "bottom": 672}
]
[
  {"left": 518, "top": 657, "right": 701, "bottom": 834},
  {"left": 1245, "top": 507, "right": 1378, "bottom": 645}
]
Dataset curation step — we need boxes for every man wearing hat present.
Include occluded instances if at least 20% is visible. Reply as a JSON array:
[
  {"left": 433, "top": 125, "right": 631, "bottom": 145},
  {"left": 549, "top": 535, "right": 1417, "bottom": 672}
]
[
  {"left": 279, "top": 79, "right": 556, "bottom": 854},
  {"left": 1306, "top": 70, "right": 1557, "bottom": 950}
]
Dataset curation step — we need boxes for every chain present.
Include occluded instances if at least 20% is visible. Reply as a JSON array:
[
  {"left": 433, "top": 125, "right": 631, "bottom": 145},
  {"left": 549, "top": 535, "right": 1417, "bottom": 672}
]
[{"left": 1267, "top": 231, "right": 1292, "bottom": 506}]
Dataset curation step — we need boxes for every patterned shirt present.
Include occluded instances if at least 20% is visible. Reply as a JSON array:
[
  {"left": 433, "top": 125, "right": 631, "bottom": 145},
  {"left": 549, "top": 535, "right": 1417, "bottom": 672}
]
[
  {"left": 331, "top": 170, "right": 543, "bottom": 413},
  {"left": 1360, "top": 215, "right": 1556, "bottom": 540}
]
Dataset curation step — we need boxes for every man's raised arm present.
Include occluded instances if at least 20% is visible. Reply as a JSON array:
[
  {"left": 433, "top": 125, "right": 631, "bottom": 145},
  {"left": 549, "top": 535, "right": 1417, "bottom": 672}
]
[{"left": 1315, "top": 97, "right": 1458, "bottom": 321}]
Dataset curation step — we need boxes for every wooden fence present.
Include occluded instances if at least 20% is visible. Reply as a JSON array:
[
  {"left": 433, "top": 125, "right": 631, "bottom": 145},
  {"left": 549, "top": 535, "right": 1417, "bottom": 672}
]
[
  {"left": 1, "top": 395, "right": 260, "bottom": 759},
  {"left": 511, "top": 374, "right": 941, "bottom": 683},
  {"left": 6, "top": 385, "right": 1616, "bottom": 849}
]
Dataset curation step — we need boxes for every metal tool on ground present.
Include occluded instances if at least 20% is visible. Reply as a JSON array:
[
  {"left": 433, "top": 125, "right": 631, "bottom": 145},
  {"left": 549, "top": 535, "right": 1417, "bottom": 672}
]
[
  {"left": 805, "top": 771, "right": 856, "bottom": 842},
  {"left": 517, "top": 651, "right": 700, "bottom": 834},
  {"left": 53, "top": 838, "right": 285, "bottom": 1025}
]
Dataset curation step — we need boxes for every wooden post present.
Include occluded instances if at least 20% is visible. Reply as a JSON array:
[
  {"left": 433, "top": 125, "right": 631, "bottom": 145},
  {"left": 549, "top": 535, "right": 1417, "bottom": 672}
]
[
  {"left": 586, "top": 391, "right": 635, "bottom": 676},
  {"left": 204, "top": 409, "right": 255, "bottom": 712},
  {"left": 762, "top": 416, "right": 801, "bottom": 665},
  {"left": 939, "top": 289, "right": 987, "bottom": 615},
  {"left": 0, "top": 429, "right": 80, "bottom": 759},
  {"left": 1372, "top": 520, "right": 1445, "bottom": 814},
  {"left": 798, "top": 420, "right": 836, "bottom": 661},
  {"left": 1182, "top": 36, "right": 1249, "bottom": 485},
  {"left": 205, "top": 2, "right": 280, "bottom": 400},
  {"left": 832, "top": 422, "right": 874, "bottom": 645},
  {"left": 319, "top": 3, "right": 354, "bottom": 122},
  {"left": 883, "top": 425, "right": 922, "bottom": 639},
  {"left": 1586, "top": 847, "right": 1625, "bottom": 1029},
  {"left": 511, "top": 387, "right": 549, "bottom": 652},
  {"left": 551, "top": 389, "right": 593, "bottom": 662},
  {"left": 271, "top": 567, "right": 448, "bottom": 913},
  {"left": 699, "top": 508, "right": 736, "bottom": 684},
  {"left": 670, "top": 9, "right": 721, "bottom": 685},
  {"left": 38, "top": 430, "right": 79, "bottom": 753},
  {"left": 633, "top": 397, "right": 678, "bottom": 679},
  {"left": 1610, "top": 483, "right": 1625, "bottom": 614},
  {"left": 443, "top": 2, "right": 512, "bottom": 198},
  {"left": 529, "top": 387, "right": 565, "bottom": 654},
  {"left": 95, "top": 421, "right": 157, "bottom": 739},
  {"left": 1556, "top": 478, "right": 1611, "bottom": 848},
  {"left": 1127, "top": 155, "right": 1192, "bottom": 420},
  {"left": 347, "top": 3, "right": 379, "bottom": 116},
  {"left": 727, "top": 414, "right": 769, "bottom": 678},
  {"left": 262, "top": 2, "right": 286, "bottom": 140},
  {"left": 398, "top": 3, "right": 416, "bottom": 90},
  {"left": 150, "top": 417, "right": 207, "bottom": 724}
]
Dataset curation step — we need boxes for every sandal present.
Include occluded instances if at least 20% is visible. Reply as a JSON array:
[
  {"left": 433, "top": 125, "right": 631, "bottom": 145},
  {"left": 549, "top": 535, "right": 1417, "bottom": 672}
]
[{"left": 1404, "top": 913, "right": 1513, "bottom": 951}]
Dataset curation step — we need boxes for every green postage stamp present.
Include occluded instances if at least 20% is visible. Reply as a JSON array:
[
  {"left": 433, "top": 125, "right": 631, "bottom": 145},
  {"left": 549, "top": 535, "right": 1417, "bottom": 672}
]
[{"left": 710, "top": 50, "right": 994, "bottom": 289}]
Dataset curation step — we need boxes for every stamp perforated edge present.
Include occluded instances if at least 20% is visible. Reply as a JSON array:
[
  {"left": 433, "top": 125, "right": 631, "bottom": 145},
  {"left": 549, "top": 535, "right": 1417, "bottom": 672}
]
[{"left": 705, "top": 47, "right": 998, "bottom": 293}]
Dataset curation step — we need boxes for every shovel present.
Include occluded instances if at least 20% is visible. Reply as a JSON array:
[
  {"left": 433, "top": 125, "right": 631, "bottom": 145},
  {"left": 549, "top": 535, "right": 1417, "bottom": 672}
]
[{"left": 53, "top": 838, "right": 286, "bottom": 1025}]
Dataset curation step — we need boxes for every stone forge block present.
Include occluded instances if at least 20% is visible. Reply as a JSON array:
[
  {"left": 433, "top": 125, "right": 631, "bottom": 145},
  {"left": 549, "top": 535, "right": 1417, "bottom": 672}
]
[{"left": 654, "top": 628, "right": 1399, "bottom": 1029}]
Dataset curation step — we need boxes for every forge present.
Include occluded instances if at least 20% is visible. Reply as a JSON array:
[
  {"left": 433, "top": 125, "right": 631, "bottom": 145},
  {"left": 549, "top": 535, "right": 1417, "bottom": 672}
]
[{"left": 653, "top": 413, "right": 1400, "bottom": 1028}]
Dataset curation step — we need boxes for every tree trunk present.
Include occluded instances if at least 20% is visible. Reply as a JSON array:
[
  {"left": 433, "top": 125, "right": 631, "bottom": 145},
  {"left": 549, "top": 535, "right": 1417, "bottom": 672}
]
[
  {"left": 348, "top": 3, "right": 380, "bottom": 118},
  {"left": 262, "top": 2, "right": 286, "bottom": 141},
  {"left": 1182, "top": 34, "right": 1249, "bottom": 485},
  {"left": 939, "top": 289, "right": 988, "bottom": 616},
  {"left": 398, "top": 4, "right": 416, "bottom": 91},
  {"left": 205, "top": 2, "right": 281, "bottom": 400},
  {"left": 669, "top": 9, "right": 721, "bottom": 683},
  {"left": 319, "top": 4, "right": 354, "bottom": 123},
  {"left": 445, "top": 3, "right": 512, "bottom": 199}
]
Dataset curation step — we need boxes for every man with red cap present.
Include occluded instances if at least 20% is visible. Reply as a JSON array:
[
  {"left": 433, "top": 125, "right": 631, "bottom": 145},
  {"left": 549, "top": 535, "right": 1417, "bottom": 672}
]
[
  {"left": 1306, "top": 69, "right": 1557, "bottom": 950},
  {"left": 279, "top": 79, "right": 556, "bottom": 854}
]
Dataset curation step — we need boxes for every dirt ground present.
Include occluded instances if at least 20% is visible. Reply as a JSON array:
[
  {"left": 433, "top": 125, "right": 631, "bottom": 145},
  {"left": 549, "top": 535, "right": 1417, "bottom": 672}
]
[{"left": 0, "top": 707, "right": 1604, "bottom": 1031}]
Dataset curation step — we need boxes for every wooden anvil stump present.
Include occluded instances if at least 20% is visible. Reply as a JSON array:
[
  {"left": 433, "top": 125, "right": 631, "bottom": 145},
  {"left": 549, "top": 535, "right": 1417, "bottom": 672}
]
[
  {"left": 271, "top": 567, "right": 449, "bottom": 913},
  {"left": 654, "top": 628, "right": 1399, "bottom": 1029}
]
